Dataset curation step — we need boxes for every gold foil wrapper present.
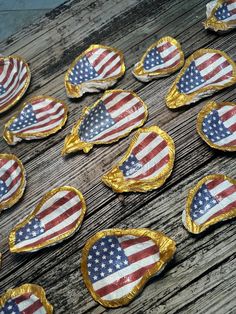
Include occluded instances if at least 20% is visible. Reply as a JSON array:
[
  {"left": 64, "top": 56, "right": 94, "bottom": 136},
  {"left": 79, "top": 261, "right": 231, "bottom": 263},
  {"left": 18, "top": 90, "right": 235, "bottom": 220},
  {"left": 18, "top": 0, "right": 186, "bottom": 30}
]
[
  {"left": 0, "top": 55, "right": 31, "bottom": 114},
  {"left": 102, "top": 125, "right": 175, "bottom": 193},
  {"left": 3, "top": 95, "right": 68, "bottom": 145},
  {"left": 166, "top": 48, "right": 236, "bottom": 108},
  {"left": 197, "top": 101, "right": 236, "bottom": 151},
  {"left": 182, "top": 174, "right": 236, "bottom": 234},
  {"left": 9, "top": 186, "right": 86, "bottom": 253},
  {"left": 0, "top": 153, "right": 26, "bottom": 212},
  {"left": 65, "top": 44, "right": 125, "bottom": 98},
  {"left": 81, "top": 228, "right": 176, "bottom": 308},
  {"left": 0, "top": 284, "right": 53, "bottom": 313},
  {"left": 133, "top": 36, "right": 184, "bottom": 82},
  {"left": 62, "top": 89, "right": 148, "bottom": 155},
  {"left": 204, "top": 0, "right": 236, "bottom": 32}
]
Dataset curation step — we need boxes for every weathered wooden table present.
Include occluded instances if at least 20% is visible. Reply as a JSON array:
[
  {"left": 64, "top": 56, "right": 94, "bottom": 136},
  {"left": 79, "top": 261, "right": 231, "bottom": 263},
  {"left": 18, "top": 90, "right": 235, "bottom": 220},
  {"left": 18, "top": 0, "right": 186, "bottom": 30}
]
[{"left": 0, "top": 0, "right": 236, "bottom": 313}]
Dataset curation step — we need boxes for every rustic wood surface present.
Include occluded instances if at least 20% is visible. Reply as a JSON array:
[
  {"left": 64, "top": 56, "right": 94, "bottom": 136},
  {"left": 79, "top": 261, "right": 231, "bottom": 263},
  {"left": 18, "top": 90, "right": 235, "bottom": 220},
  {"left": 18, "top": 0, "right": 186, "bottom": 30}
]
[{"left": 0, "top": 0, "right": 236, "bottom": 313}]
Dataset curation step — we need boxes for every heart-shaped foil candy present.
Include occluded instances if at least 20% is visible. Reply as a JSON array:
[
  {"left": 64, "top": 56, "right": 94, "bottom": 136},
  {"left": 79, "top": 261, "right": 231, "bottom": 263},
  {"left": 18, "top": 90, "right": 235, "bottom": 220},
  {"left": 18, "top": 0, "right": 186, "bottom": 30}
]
[
  {"left": 81, "top": 228, "right": 176, "bottom": 308},
  {"left": 0, "top": 55, "right": 31, "bottom": 114},
  {"left": 102, "top": 126, "right": 175, "bottom": 192},
  {"left": 65, "top": 44, "right": 125, "bottom": 98},
  {"left": 197, "top": 101, "right": 236, "bottom": 151},
  {"left": 166, "top": 48, "right": 236, "bottom": 108},
  {"left": 204, "top": 0, "right": 236, "bottom": 32},
  {"left": 0, "top": 154, "right": 26, "bottom": 212},
  {"left": 133, "top": 36, "right": 184, "bottom": 82},
  {"left": 62, "top": 90, "right": 148, "bottom": 155},
  {"left": 0, "top": 284, "right": 53, "bottom": 314},
  {"left": 182, "top": 174, "right": 236, "bottom": 233},
  {"left": 3, "top": 95, "right": 68, "bottom": 145},
  {"left": 9, "top": 186, "right": 86, "bottom": 252}
]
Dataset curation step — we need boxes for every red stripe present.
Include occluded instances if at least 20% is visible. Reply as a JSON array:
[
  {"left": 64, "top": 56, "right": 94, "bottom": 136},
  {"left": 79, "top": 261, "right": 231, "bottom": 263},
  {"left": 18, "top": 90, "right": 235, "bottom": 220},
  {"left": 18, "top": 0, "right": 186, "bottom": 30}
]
[
  {"left": 103, "top": 91, "right": 122, "bottom": 105},
  {"left": 2, "top": 172, "right": 22, "bottom": 201},
  {"left": 107, "top": 93, "right": 134, "bottom": 113},
  {"left": 206, "top": 179, "right": 224, "bottom": 190},
  {"left": 128, "top": 245, "right": 159, "bottom": 264},
  {"left": 22, "top": 299, "right": 43, "bottom": 314},
  {"left": 228, "top": 0, "right": 236, "bottom": 5},
  {"left": 0, "top": 158, "right": 10, "bottom": 168},
  {"left": 228, "top": 122, "right": 236, "bottom": 133},
  {"left": 91, "top": 49, "right": 111, "bottom": 68},
  {"left": 139, "top": 140, "right": 167, "bottom": 165},
  {"left": 203, "top": 60, "right": 230, "bottom": 81},
  {"left": 163, "top": 48, "right": 179, "bottom": 63},
  {"left": 96, "top": 262, "right": 157, "bottom": 298},
  {"left": 44, "top": 202, "right": 82, "bottom": 231},
  {"left": 37, "top": 191, "right": 76, "bottom": 219},
  {"left": 132, "top": 132, "right": 157, "bottom": 155},
  {"left": 14, "top": 293, "right": 31, "bottom": 304},
  {"left": 97, "top": 53, "right": 118, "bottom": 76},
  {"left": 33, "top": 100, "right": 59, "bottom": 114},
  {"left": 207, "top": 200, "right": 236, "bottom": 221},
  {"left": 120, "top": 236, "right": 151, "bottom": 249},
  {"left": 222, "top": 138, "right": 236, "bottom": 146},
  {"left": 0, "top": 58, "right": 16, "bottom": 86},
  {"left": 220, "top": 106, "right": 236, "bottom": 121},
  {"left": 111, "top": 101, "right": 142, "bottom": 121},
  {"left": 130, "top": 154, "right": 169, "bottom": 180},
  {"left": 215, "top": 184, "right": 236, "bottom": 201},
  {"left": 197, "top": 54, "right": 222, "bottom": 72},
  {"left": 163, "top": 59, "right": 181, "bottom": 70},
  {"left": 0, "top": 161, "right": 18, "bottom": 182},
  {"left": 0, "top": 59, "right": 5, "bottom": 76},
  {"left": 86, "top": 48, "right": 100, "bottom": 59},
  {"left": 212, "top": 70, "right": 233, "bottom": 85},
  {"left": 95, "top": 112, "right": 146, "bottom": 141},
  {"left": 103, "top": 59, "right": 121, "bottom": 77},
  {"left": 157, "top": 42, "right": 172, "bottom": 52}
]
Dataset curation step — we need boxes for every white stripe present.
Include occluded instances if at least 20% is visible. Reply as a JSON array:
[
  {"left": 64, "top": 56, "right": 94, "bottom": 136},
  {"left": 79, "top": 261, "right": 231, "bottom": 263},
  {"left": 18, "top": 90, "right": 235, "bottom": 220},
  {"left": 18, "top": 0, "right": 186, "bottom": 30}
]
[
  {"left": 3, "top": 59, "right": 19, "bottom": 89},
  {"left": 143, "top": 162, "right": 169, "bottom": 180},
  {"left": 215, "top": 132, "right": 236, "bottom": 145},
  {"left": 40, "top": 195, "right": 81, "bottom": 225},
  {"left": 93, "top": 253, "right": 160, "bottom": 291},
  {"left": 103, "top": 92, "right": 130, "bottom": 109},
  {"left": 0, "top": 160, "right": 14, "bottom": 175},
  {"left": 93, "top": 51, "right": 116, "bottom": 72},
  {"left": 34, "top": 307, "right": 47, "bottom": 314},
  {"left": 208, "top": 180, "right": 232, "bottom": 196},
  {"left": 0, "top": 61, "right": 23, "bottom": 100},
  {"left": 135, "top": 136, "right": 163, "bottom": 160},
  {"left": 199, "top": 56, "right": 226, "bottom": 77},
  {"left": 195, "top": 53, "right": 215, "bottom": 67},
  {"left": 17, "top": 295, "right": 39, "bottom": 311},
  {"left": 148, "top": 53, "right": 180, "bottom": 72},
  {"left": 38, "top": 190, "right": 71, "bottom": 215},
  {"left": 0, "top": 60, "right": 10, "bottom": 82},
  {"left": 224, "top": 14, "right": 236, "bottom": 21},
  {"left": 87, "top": 48, "right": 106, "bottom": 65},
  {"left": 32, "top": 98, "right": 53, "bottom": 111},
  {"left": 102, "top": 278, "right": 141, "bottom": 301},
  {"left": 110, "top": 98, "right": 140, "bottom": 119},
  {"left": 228, "top": 2, "right": 236, "bottom": 10},
  {"left": 90, "top": 106, "right": 145, "bottom": 142},
  {"left": 35, "top": 102, "right": 64, "bottom": 119},
  {"left": 122, "top": 240, "right": 157, "bottom": 257},
  {"left": 160, "top": 45, "right": 176, "bottom": 58},
  {"left": 5, "top": 166, "right": 21, "bottom": 186},
  {"left": 97, "top": 56, "right": 121, "bottom": 78},
  {"left": 15, "top": 210, "right": 80, "bottom": 249},
  {"left": 20, "top": 118, "right": 65, "bottom": 134},
  {"left": 0, "top": 179, "right": 21, "bottom": 202}
]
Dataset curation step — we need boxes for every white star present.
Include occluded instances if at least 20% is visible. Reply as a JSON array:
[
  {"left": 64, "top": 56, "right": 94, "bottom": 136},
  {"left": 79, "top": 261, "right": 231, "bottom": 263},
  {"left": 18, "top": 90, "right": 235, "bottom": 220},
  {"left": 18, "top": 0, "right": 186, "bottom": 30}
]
[{"left": 108, "top": 268, "right": 113, "bottom": 273}]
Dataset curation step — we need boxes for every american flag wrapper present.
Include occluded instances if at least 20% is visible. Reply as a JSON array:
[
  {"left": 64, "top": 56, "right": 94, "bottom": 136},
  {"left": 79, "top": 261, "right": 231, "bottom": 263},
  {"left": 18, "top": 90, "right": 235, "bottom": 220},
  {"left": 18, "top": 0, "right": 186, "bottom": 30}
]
[
  {"left": 62, "top": 89, "right": 148, "bottom": 155},
  {"left": 182, "top": 174, "right": 236, "bottom": 234},
  {"left": 133, "top": 36, "right": 184, "bottom": 82},
  {"left": 197, "top": 101, "right": 236, "bottom": 151},
  {"left": 3, "top": 95, "right": 68, "bottom": 145},
  {"left": 65, "top": 44, "right": 125, "bottom": 98},
  {"left": 0, "top": 154, "right": 26, "bottom": 212},
  {"left": 0, "top": 55, "right": 30, "bottom": 114},
  {"left": 0, "top": 284, "right": 53, "bottom": 314},
  {"left": 81, "top": 228, "right": 176, "bottom": 308},
  {"left": 102, "top": 126, "right": 175, "bottom": 193},
  {"left": 166, "top": 48, "right": 236, "bottom": 108},
  {"left": 204, "top": 0, "right": 236, "bottom": 32},
  {"left": 9, "top": 186, "right": 86, "bottom": 253}
]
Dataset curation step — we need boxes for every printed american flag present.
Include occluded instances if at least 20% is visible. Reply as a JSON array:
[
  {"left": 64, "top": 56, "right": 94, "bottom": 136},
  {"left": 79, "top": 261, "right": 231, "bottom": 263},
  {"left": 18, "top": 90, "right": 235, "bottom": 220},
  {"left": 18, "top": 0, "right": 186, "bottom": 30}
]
[
  {"left": 0, "top": 57, "right": 29, "bottom": 112},
  {"left": 7, "top": 97, "right": 66, "bottom": 135},
  {"left": 0, "top": 157, "right": 23, "bottom": 205},
  {"left": 143, "top": 40, "right": 181, "bottom": 72},
  {"left": 68, "top": 47, "right": 122, "bottom": 85},
  {"left": 87, "top": 235, "right": 160, "bottom": 301},
  {"left": 0, "top": 293, "right": 46, "bottom": 314},
  {"left": 214, "top": 0, "right": 236, "bottom": 22},
  {"left": 119, "top": 131, "right": 170, "bottom": 180},
  {"left": 13, "top": 189, "right": 82, "bottom": 251},
  {"left": 190, "top": 177, "right": 236, "bottom": 225},
  {"left": 202, "top": 105, "right": 236, "bottom": 147},
  {"left": 79, "top": 91, "right": 146, "bottom": 143},
  {"left": 177, "top": 52, "right": 233, "bottom": 94}
]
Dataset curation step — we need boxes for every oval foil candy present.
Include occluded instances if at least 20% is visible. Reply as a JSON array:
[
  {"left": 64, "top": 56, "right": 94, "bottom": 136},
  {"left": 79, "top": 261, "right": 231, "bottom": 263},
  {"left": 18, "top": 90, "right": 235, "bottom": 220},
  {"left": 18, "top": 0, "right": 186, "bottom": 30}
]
[
  {"left": 166, "top": 48, "right": 236, "bottom": 108},
  {"left": 197, "top": 101, "right": 236, "bottom": 151},
  {"left": 62, "top": 89, "right": 148, "bottom": 155},
  {"left": 182, "top": 174, "right": 236, "bottom": 234},
  {"left": 81, "top": 228, "right": 176, "bottom": 308},
  {"left": 3, "top": 95, "right": 68, "bottom": 145},
  {"left": 204, "top": 0, "right": 236, "bottom": 32},
  {"left": 0, "top": 284, "right": 53, "bottom": 314},
  {"left": 0, "top": 154, "right": 26, "bottom": 212},
  {"left": 102, "top": 126, "right": 175, "bottom": 193},
  {"left": 133, "top": 36, "right": 184, "bottom": 82},
  {"left": 0, "top": 55, "right": 31, "bottom": 114},
  {"left": 65, "top": 44, "right": 125, "bottom": 98},
  {"left": 9, "top": 186, "right": 86, "bottom": 253}
]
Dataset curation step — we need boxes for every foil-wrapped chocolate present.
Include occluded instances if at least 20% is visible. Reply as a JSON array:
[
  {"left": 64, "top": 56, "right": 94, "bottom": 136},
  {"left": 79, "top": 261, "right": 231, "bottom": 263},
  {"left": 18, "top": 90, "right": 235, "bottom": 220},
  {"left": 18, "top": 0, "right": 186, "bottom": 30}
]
[
  {"left": 3, "top": 95, "right": 68, "bottom": 145},
  {"left": 9, "top": 186, "right": 86, "bottom": 252},
  {"left": 0, "top": 55, "right": 31, "bottom": 114},
  {"left": 197, "top": 101, "right": 236, "bottom": 151},
  {"left": 166, "top": 48, "right": 236, "bottom": 108},
  {"left": 133, "top": 36, "right": 184, "bottom": 82},
  {"left": 0, "top": 153, "right": 26, "bottom": 212},
  {"left": 81, "top": 228, "right": 176, "bottom": 308},
  {"left": 204, "top": 0, "right": 236, "bottom": 32},
  {"left": 0, "top": 284, "right": 53, "bottom": 313},
  {"left": 182, "top": 174, "right": 236, "bottom": 233},
  {"left": 102, "top": 126, "right": 175, "bottom": 192},
  {"left": 62, "top": 90, "right": 148, "bottom": 155},
  {"left": 65, "top": 44, "right": 125, "bottom": 98}
]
